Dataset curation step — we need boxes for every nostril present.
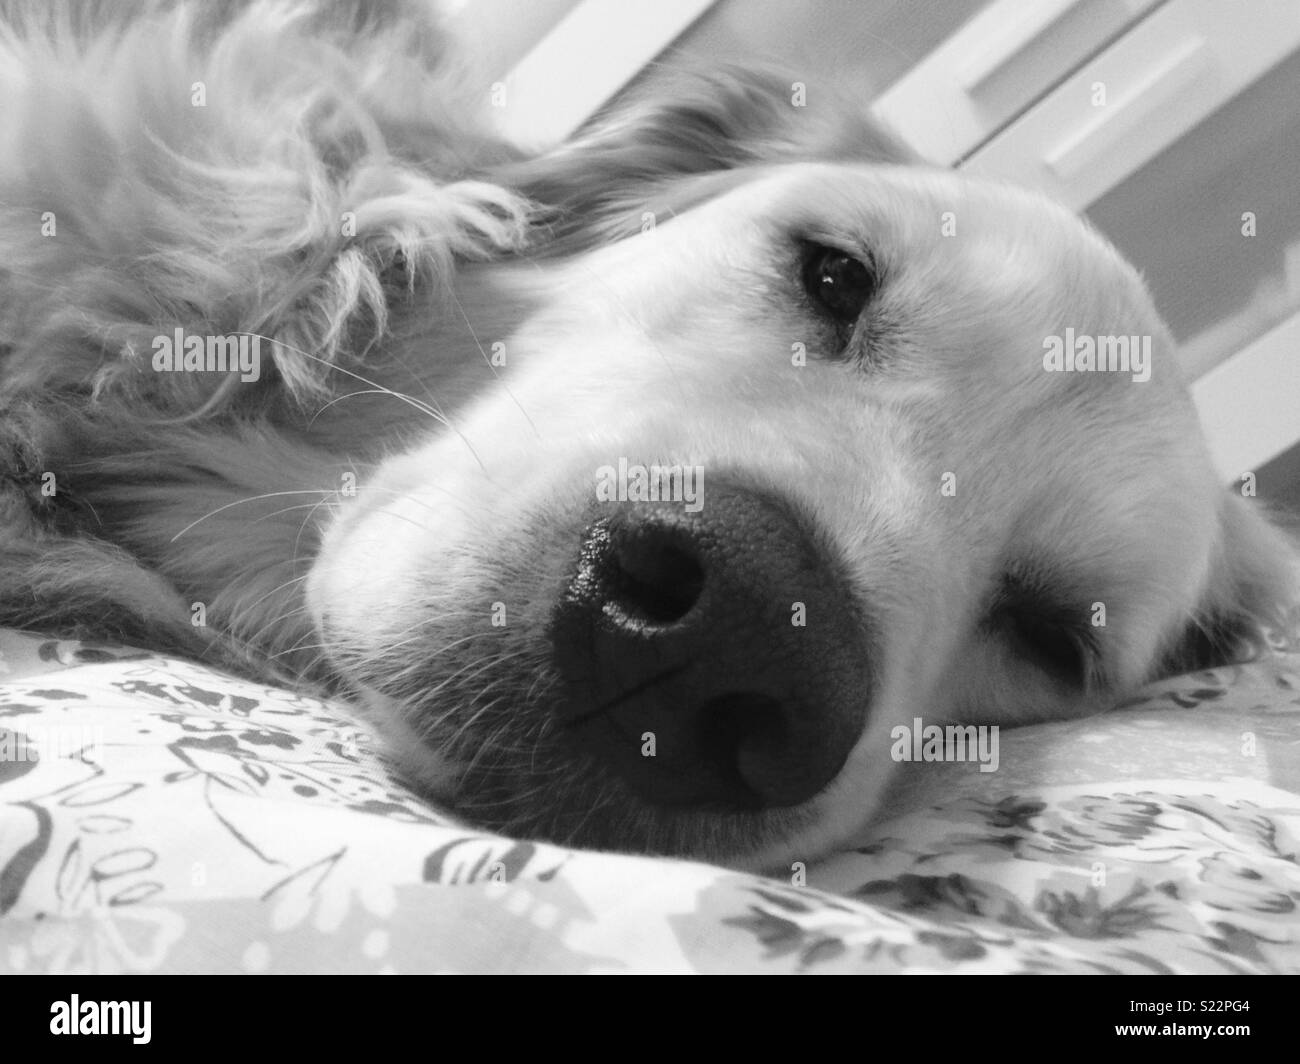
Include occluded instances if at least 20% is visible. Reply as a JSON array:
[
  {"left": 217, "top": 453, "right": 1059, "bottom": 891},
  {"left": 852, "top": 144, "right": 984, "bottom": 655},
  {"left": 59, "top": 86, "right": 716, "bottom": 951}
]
[
  {"left": 607, "top": 533, "right": 705, "bottom": 626},
  {"left": 695, "top": 692, "right": 787, "bottom": 804},
  {"left": 698, "top": 693, "right": 811, "bottom": 807},
  {"left": 697, "top": 692, "right": 784, "bottom": 760},
  {"left": 552, "top": 484, "right": 872, "bottom": 812}
]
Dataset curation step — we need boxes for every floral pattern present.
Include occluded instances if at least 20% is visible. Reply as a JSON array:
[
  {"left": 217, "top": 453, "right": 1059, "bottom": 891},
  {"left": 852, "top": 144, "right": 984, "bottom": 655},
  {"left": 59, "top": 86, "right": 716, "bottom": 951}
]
[{"left": 1, "top": 628, "right": 1298, "bottom": 973}]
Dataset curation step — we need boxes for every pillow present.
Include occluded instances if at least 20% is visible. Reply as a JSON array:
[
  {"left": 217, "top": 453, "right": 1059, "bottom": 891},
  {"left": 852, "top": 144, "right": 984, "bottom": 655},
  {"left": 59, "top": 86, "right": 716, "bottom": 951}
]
[{"left": 2, "top": 629, "right": 1297, "bottom": 973}]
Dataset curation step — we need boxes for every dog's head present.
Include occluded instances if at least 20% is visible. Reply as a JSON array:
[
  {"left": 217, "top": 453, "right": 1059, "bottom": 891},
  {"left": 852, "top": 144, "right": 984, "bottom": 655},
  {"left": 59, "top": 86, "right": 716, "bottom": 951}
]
[
  {"left": 2, "top": 3, "right": 1293, "bottom": 870},
  {"left": 303, "top": 68, "right": 1297, "bottom": 867}
]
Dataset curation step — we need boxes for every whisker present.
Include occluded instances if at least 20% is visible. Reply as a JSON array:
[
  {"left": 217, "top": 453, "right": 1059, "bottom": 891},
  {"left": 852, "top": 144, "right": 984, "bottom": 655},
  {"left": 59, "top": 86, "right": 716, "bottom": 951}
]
[
  {"left": 169, "top": 489, "right": 337, "bottom": 542},
  {"left": 308, "top": 388, "right": 449, "bottom": 428},
  {"left": 447, "top": 285, "right": 541, "bottom": 441},
  {"left": 235, "top": 572, "right": 312, "bottom": 618},
  {"left": 237, "top": 331, "right": 489, "bottom": 474}
]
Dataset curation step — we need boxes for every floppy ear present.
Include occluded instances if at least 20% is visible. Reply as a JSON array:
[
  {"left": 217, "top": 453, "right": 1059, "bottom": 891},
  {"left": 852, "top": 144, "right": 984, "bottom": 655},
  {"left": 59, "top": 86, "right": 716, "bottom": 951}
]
[
  {"left": 1161, "top": 494, "right": 1300, "bottom": 673},
  {"left": 499, "top": 65, "right": 918, "bottom": 252}
]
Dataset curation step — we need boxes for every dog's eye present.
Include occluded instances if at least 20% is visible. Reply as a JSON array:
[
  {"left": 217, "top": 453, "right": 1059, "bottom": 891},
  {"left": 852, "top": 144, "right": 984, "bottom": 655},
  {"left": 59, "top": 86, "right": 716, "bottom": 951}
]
[
  {"left": 995, "top": 605, "right": 1093, "bottom": 689},
  {"left": 800, "top": 243, "right": 877, "bottom": 328}
]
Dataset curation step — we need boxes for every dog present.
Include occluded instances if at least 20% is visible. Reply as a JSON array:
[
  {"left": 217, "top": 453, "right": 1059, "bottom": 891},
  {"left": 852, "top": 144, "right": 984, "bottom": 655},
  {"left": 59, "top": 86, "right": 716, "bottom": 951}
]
[{"left": 1, "top": 0, "right": 1295, "bottom": 870}]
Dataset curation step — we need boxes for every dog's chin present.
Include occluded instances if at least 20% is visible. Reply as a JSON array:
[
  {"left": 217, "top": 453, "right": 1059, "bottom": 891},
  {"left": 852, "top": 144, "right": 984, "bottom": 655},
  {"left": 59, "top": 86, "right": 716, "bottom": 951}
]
[{"left": 314, "top": 651, "right": 820, "bottom": 867}]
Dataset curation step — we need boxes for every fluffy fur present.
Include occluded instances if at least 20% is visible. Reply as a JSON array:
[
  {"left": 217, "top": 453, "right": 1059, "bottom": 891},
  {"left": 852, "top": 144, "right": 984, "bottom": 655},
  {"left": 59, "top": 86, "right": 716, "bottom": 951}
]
[{"left": 1, "top": 0, "right": 1295, "bottom": 869}]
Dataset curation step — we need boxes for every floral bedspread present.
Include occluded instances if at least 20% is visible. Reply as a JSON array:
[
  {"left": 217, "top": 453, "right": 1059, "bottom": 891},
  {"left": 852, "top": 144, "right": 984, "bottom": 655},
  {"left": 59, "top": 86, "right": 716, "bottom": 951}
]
[{"left": 1, "top": 628, "right": 1297, "bottom": 973}]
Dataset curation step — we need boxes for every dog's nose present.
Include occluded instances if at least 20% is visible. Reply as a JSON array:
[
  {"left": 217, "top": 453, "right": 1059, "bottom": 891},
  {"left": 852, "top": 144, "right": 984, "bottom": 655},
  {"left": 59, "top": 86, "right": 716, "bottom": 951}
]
[{"left": 548, "top": 480, "right": 871, "bottom": 810}]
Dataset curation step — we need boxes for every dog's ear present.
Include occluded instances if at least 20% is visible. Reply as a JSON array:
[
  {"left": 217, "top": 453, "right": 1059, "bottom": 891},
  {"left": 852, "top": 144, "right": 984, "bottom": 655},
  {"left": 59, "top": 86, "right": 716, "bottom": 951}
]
[
  {"left": 1160, "top": 494, "right": 1300, "bottom": 673},
  {"left": 500, "top": 65, "right": 917, "bottom": 251}
]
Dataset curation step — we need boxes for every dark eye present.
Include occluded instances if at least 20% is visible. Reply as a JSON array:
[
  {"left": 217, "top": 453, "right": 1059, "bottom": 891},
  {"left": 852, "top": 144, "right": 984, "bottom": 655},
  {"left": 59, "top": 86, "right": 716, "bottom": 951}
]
[
  {"left": 989, "top": 566, "right": 1098, "bottom": 689},
  {"left": 999, "top": 607, "right": 1090, "bottom": 687},
  {"left": 800, "top": 242, "right": 877, "bottom": 327}
]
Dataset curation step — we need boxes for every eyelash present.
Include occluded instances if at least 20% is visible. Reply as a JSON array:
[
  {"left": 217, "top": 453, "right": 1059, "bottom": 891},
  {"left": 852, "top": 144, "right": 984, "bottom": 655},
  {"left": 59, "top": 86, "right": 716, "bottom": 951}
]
[{"left": 989, "top": 580, "right": 1099, "bottom": 688}]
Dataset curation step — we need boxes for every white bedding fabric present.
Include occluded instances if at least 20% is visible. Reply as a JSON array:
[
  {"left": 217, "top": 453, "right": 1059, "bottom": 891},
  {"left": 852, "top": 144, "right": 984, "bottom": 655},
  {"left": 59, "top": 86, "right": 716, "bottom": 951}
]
[{"left": 2, "top": 629, "right": 1298, "bottom": 973}]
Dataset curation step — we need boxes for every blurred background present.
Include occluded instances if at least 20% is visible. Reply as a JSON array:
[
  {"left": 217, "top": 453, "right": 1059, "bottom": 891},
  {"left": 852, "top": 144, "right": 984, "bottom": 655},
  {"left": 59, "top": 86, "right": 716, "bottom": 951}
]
[{"left": 444, "top": 0, "right": 1300, "bottom": 514}]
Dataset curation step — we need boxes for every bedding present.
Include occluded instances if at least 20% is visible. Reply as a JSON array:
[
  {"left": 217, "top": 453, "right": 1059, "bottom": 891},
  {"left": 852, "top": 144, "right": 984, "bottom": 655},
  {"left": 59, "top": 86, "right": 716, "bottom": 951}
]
[{"left": 1, "top": 627, "right": 1297, "bottom": 974}]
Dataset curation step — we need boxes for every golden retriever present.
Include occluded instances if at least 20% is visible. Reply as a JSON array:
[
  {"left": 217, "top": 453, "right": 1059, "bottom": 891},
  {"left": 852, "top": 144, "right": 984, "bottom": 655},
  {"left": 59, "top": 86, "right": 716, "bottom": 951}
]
[{"left": 0, "top": 0, "right": 1295, "bottom": 869}]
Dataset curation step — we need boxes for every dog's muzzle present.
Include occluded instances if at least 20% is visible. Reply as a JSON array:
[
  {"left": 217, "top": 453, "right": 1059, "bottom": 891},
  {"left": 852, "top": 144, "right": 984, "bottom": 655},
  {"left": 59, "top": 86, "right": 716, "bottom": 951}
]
[{"left": 548, "top": 480, "right": 871, "bottom": 811}]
